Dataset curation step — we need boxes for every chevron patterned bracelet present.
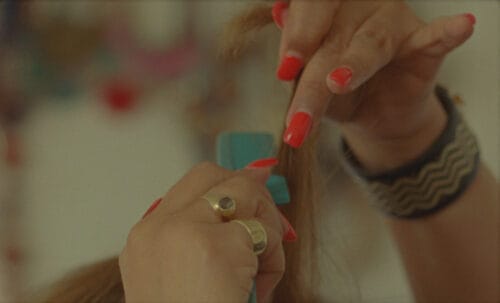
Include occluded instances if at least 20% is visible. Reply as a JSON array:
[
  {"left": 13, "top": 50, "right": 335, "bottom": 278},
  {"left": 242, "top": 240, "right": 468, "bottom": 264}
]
[{"left": 341, "top": 86, "right": 480, "bottom": 219}]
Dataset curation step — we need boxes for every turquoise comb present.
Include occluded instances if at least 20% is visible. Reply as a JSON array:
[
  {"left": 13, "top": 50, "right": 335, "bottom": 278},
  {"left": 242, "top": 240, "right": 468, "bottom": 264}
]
[{"left": 216, "top": 132, "right": 290, "bottom": 303}]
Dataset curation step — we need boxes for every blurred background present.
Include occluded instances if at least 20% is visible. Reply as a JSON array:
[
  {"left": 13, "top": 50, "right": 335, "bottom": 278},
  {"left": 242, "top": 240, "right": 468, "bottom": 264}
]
[{"left": 0, "top": 1, "right": 497, "bottom": 302}]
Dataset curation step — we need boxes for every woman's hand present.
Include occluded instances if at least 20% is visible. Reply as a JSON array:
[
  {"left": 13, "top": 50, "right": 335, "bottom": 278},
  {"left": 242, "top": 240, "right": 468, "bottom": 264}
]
[
  {"left": 274, "top": 0, "right": 475, "bottom": 171},
  {"left": 119, "top": 162, "right": 290, "bottom": 303}
]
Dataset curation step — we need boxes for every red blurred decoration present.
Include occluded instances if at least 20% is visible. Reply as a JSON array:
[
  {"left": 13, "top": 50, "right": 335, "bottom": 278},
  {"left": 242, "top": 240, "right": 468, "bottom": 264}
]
[
  {"left": 5, "top": 246, "right": 23, "bottom": 264},
  {"left": 5, "top": 132, "right": 22, "bottom": 167},
  {"left": 102, "top": 80, "right": 138, "bottom": 112}
]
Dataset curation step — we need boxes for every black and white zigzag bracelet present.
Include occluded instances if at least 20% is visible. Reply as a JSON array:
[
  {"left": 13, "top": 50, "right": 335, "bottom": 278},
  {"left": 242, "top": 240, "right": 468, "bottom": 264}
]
[{"left": 341, "top": 86, "right": 480, "bottom": 219}]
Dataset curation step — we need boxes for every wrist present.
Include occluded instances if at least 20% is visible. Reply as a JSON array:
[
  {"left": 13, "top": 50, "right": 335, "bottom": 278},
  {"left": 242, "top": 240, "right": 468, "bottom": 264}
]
[
  {"left": 341, "top": 92, "right": 447, "bottom": 174},
  {"left": 340, "top": 86, "right": 480, "bottom": 218}
]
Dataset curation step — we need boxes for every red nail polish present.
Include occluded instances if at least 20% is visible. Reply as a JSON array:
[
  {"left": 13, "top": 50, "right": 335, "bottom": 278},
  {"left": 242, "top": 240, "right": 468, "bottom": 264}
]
[
  {"left": 283, "top": 112, "right": 312, "bottom": 148},
  {"left": 246, "top": 157, "right": 279, "bottom": 169},
  {"left": 142, "top": 198, "right": 163, "bottom": 219},
  {"left": 280, "top": 213, "right": 297, "bottom": 242},
  {"left": 272, "top": 1, "right": 288, "bottom": 29},
  {"left": 464, "top": 13, "right": 476, "bottom": 25},
  {"left": 277, "top": 54, "right": 304, "bottom": 81},
  {"left": 329, "top": 67, "right": 353, "bottom": 87}
]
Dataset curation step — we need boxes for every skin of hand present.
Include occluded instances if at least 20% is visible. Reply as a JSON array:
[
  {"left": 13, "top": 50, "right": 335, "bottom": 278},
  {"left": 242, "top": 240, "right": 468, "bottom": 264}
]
[
  {"left": 277, "top": 0, "right": 475, "bottom": 171},
  {"left": 119, "top": 163, "right": 287, "bottom": 303},
  {"left": 276, "top": 2, "right": 499, "bottom": 302}
]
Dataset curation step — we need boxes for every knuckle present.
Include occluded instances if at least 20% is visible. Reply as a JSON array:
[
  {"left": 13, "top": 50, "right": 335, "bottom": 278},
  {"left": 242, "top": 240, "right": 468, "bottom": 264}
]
[
  {"left": 323, "top": 34, "right": 348, "bottom": 55},
  {"left": 288, "top": 36, "right": 317, "bottom": 53},
  {"left": 192, "top": 161, "right": 219, "bottom": 173},
  {"left": 124, "top": 222, "right": 148, "bottom": 251},
  {"left": 391, "top": 1, "right": 410, "bottom": 14},
  {"left": 322, "top": 43, "right": 344, "bottom": 57},
  {"left": 288, "top": 28, "right": 314, "bottom": 43},
  {"left": 190, "top": 161, "right": 231, "bottom": 181},
  {"left": 254, "top": 196, "right": 272, "bottom": 217},
  {"left": 300, "top": 78, "right": 329, "bottom": 95},
  {"left": 226, "top": 175, "right": 258, "bottom": 190},
  {"left": 287, "top": 28, "right": 324, "bottom": 55},
  {"left": 229, "top": 175, "right": 270, "bottom": 200},
  {"left": 355, "top": 28, "right": 393, "bottom": 54},
  {"left": 275, "top": 248, "right": 286, "bottom": 274},
  {"left": 223, "top": 175, "right": 272, "bottom": 211},
  {"left": 267, "top": 228, "right": 286, "bottom": 269}
]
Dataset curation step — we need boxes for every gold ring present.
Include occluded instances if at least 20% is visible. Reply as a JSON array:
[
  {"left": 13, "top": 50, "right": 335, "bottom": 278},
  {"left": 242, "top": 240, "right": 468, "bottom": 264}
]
[
  {"left": 203, "top": 193, "right": 236, "bottom": 220},
  {"left": 233, "top": 219, "right": 267, "bottom": 255}
]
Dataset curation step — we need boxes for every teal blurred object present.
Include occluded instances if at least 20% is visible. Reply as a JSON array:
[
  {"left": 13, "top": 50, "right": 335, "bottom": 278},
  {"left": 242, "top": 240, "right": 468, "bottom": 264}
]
[
  {"left": 29, "top": 56, "right": 80, "bottom": 100},
  {"left": 217, "top": 132, "right": 275, "bottom": 170},
  {"left": 266, "top": 175, "right": 290, "bottom": 206},
  {"left": 216, "top": 132, "right": 291, "bottom": 303},
  {"left": 248, "top": 282, "right": 257, "bottom": 303}
]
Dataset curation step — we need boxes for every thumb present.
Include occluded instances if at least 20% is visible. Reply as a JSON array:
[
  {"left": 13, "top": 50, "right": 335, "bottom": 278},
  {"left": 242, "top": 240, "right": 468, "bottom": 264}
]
[{"left": 400, "top": 13, "right": 476, "bottom": 58}]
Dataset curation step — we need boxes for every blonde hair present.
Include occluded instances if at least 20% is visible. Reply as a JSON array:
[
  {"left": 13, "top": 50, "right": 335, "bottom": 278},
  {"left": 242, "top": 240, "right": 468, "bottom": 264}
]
[{"left": 35, "top": 4, "right": 320, "bottom": 303}]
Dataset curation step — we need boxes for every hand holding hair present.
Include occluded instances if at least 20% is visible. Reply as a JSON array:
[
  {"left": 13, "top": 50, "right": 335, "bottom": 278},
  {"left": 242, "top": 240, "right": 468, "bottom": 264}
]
[
  {"left": 119, "top": 162, "right": 293, "bottom": 303},
  {"left": 273, "top": 2, "right": 498, "bottom": 302},
  {"left": 274, "top": 0, "right": 475, "bottom": 172}
]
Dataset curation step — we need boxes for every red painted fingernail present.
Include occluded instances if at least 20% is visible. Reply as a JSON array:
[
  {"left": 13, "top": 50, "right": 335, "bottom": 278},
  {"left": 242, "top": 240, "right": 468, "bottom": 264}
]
[
  {"left": 272, "top": 1, "right": 288, "bottom": 30},
  {"left": 279, "top": 213, "right": 297, "bottom": 242},
  {"left": 329, "top": 67, "right": 353, "bottom": 87},
  {"left": 277, "top": 54, "right": 304, "bottom": 81},
  {"left": 283, "top": 112, "right": 312, "bottom": 148},
  {"left": 142, "top": 198, "right": 163, "bottom": 219},
  {"left": 246, "top": 157, "right": 279, "bottom": 169},
  {"left": 464, "top": 13, "right": 476, "bottom": 25}
]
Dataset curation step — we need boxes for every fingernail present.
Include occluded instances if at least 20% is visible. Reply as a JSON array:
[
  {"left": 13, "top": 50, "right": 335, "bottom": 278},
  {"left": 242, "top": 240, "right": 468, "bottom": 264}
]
[
  {"left": 244, "top": 167, "right": 272, "bottom": 185},
  {"left": 246, "top": 157, "right": 279, "bottom": 169},
  {"left": 464, "top": 13, "right": 476, "bottom": 25},
  {"left": 329, "top": 67, "right": 353, "bottom": 87},
  {"left": 272, "top": 1, "right": 288, "bottom": 30},
  {"left": 142, "top": 198, "right": 163, "bottom": 219},
  {"left": 283, "top": 111, "right": 312, "bottom": 148},
  {"left": 277, "top": 53, "right": 304, "bottom": 81},
  {"left": 279, "top": 213, "right": 297, "bottom": 242}
]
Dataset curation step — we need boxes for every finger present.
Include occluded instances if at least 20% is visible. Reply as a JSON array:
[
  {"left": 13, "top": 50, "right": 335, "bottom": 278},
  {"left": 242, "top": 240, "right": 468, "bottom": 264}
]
[
  {"left": 282, "top": 1, "right": 382, "bottom": 147},
  {"left": 154, "top": 163, "right": 270, "bottom": 216},
  {"left": 326, "top": 15, "right": 406, "bottom": 95},
  {"left": 281, "top": 38, "right": 339, "bottom": 148},
  {"left": 213, "top": 219, "right": 284, "bottom": 303},
  {"left": 276, "top": 0, "right": 340, "bottom": 81},
  {"left": 254, "top": 225, "right": 285, "bottom": 303},
  {"left": 400, "top": 13, "right": 476, "bottom": 58},
  {"left": 186, "top": 172, "right": 284, "bottom": 236},
  {"left": 156, "top": 162, "right": 232, "bottom": 215}
]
